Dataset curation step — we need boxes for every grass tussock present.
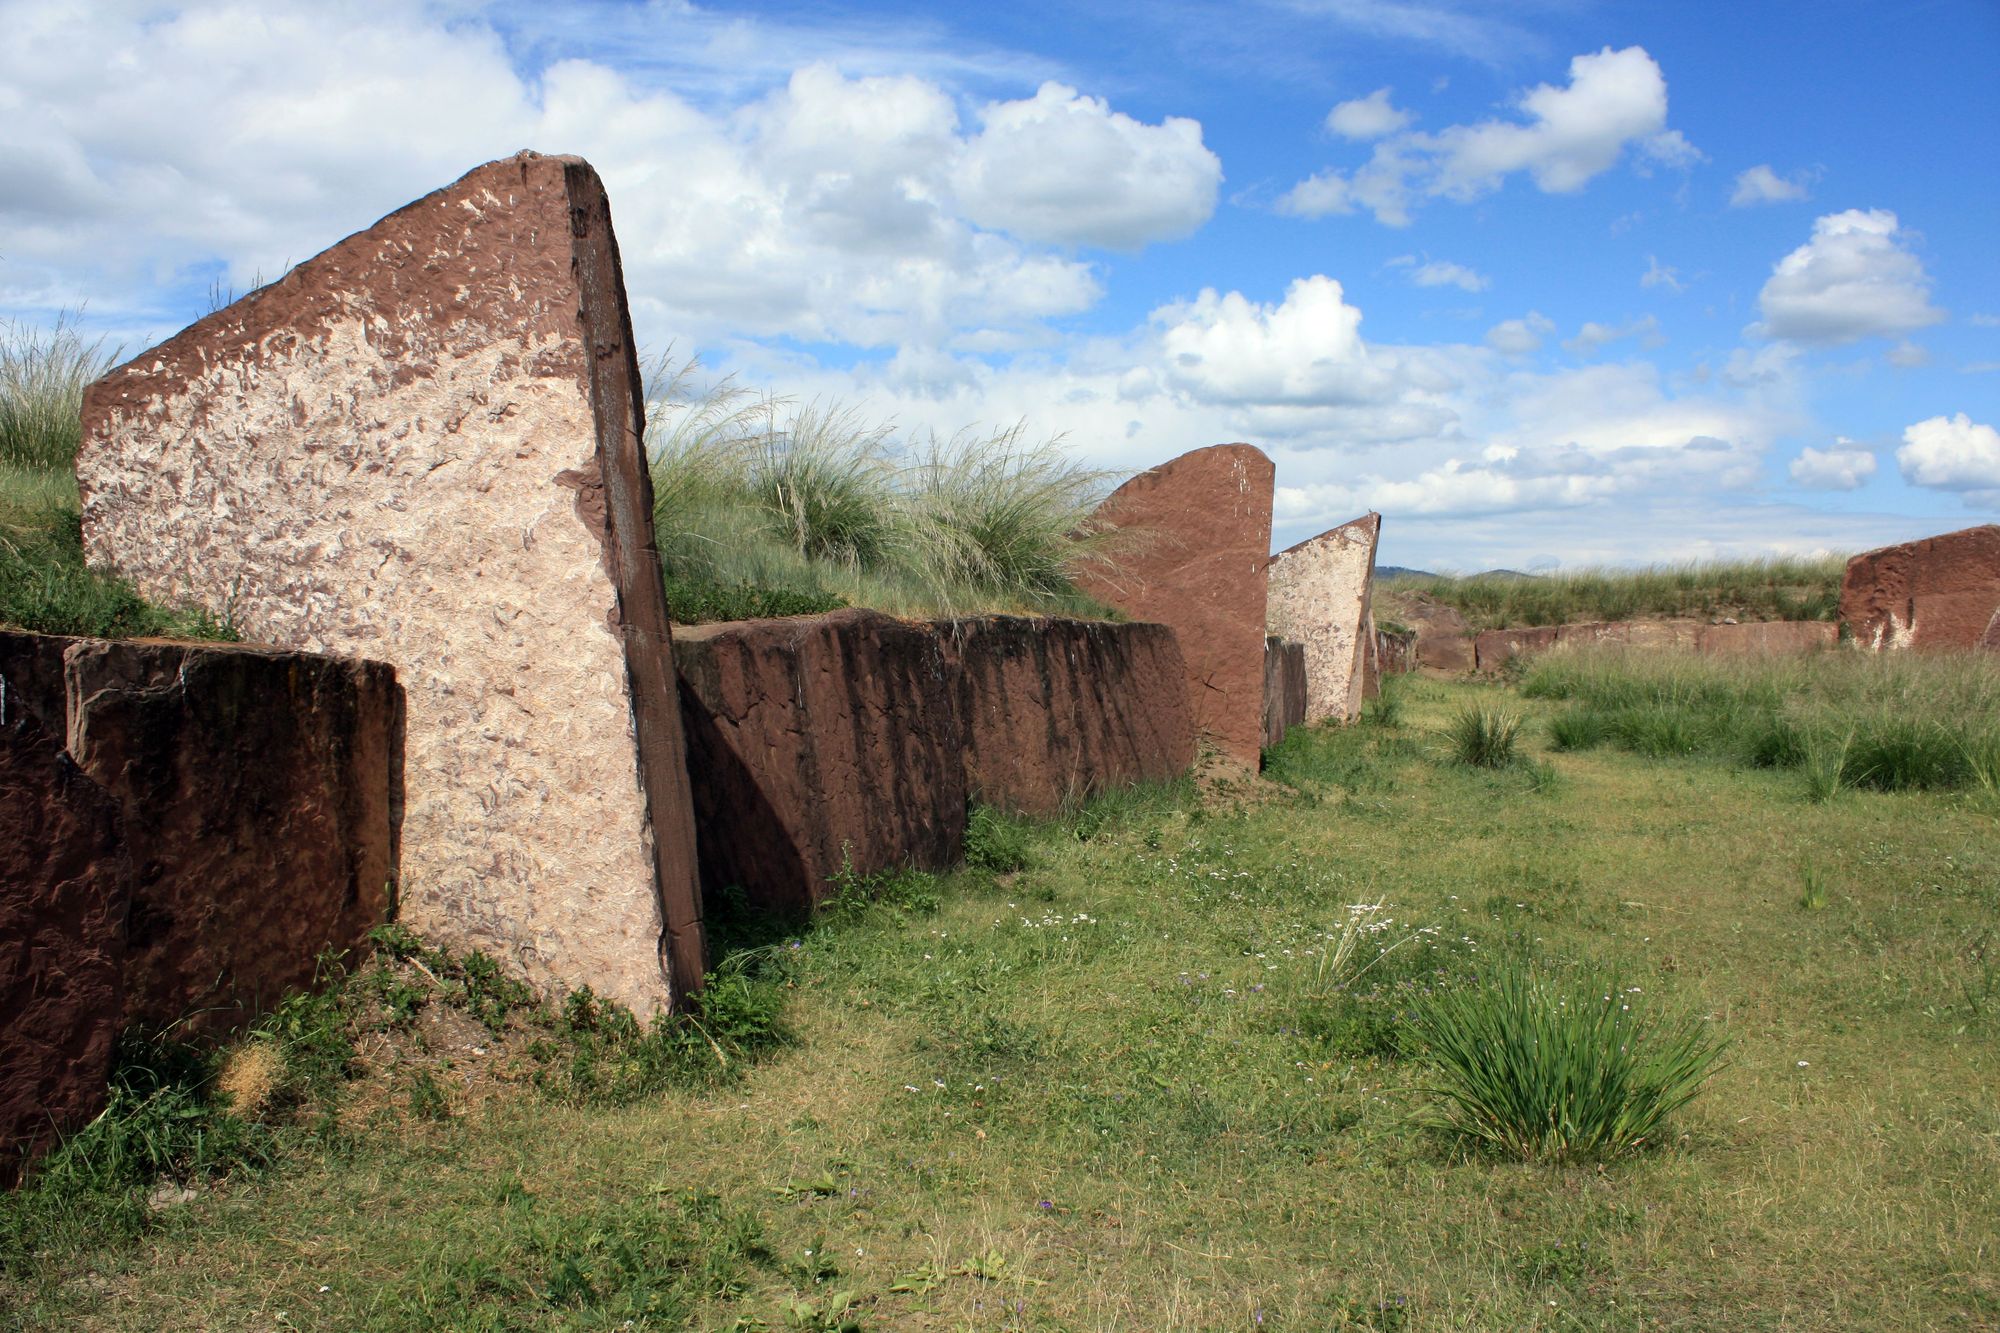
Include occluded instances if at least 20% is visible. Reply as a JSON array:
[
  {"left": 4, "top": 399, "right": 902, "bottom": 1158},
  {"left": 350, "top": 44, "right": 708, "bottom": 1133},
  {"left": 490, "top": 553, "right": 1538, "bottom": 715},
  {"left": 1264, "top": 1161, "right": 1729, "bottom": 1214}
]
[
  {"left": 1524, "top": 643, "right": 2000, "bottom": 795},
  {"left": 1409, "top": 955, "right": 1729, "bottom": 1161},
  {"left": 1445, "top": 704, "right": 1523, "bottom": 768},
  {"left": 1381, "top": 555, "right": 1847, "bottom": 630},
  {"left": 644, "top": 355, "right": 1116, "bottom": 622}
]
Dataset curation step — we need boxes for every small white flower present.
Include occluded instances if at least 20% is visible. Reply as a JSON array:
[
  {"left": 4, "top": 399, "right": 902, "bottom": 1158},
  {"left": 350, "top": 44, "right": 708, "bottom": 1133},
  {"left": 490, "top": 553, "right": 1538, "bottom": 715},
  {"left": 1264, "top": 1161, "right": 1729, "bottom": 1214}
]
[{"left": 1797, "top": 1060, "right": 1810, "bottom": 1068}]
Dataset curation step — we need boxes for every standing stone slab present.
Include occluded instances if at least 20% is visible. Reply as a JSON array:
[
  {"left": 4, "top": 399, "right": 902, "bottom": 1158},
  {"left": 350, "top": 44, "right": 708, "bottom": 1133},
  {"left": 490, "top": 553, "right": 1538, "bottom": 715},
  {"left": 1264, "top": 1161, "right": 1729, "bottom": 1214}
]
[
  {"left": 1266, "top": 513, "right": 1380, "bottom": 723},
  {"left": 1069, "top": 445, "right": 1275, "bottom": 769},
  {"left": 674, "top": 611, "right": 966, "bottom": 920},
  {"left": 1474, "top": 625, "right": 1562, "bottom": 673},
  {"left": 62, "top": 638, "right": 401, "bottom": 1032},
  {"left": 0, "top": 687, "right": 128, "bottom": 1188},
  {"left": 937, "top": 617, "right": 1194, "bottom": 818},
  {"left": 1261, "top": 637, "right": 1307, "bottom": 750},
  {"left": 76, "top": 152, "right": 703, "bottom": 1012},
  {"left": 1840, "top": 524, "right": 2000, "bottom": 651}
]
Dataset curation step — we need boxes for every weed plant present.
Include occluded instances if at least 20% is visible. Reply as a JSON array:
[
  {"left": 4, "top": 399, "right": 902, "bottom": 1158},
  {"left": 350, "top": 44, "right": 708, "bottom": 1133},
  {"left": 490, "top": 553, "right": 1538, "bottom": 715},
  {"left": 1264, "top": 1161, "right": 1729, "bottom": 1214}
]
[
  {"left": 1380, "top": 555, "right": 1845, "bottom": 630},
  {"left": 643, "top": 355, "right": 1115, "bottom": 622},
  {"left": 1445, "top": 704, "right": 1523, "bottom": 768},
  {"left": 1409, "top": 955, "right": 1729, "bottom": 1161},
  {"left": 1524, "top": 643, "right": 2000, "bottom": 794}
]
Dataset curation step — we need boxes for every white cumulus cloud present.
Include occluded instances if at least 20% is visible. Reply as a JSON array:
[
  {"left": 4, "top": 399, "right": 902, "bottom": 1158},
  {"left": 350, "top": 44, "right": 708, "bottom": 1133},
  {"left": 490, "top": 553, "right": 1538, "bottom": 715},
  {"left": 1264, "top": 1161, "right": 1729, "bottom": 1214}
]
[
  {"left": 1389, "top": 255, "right": 1488, "bottom": 292},
  {"left": 1790, "top": 442, "right": 1877, "bottom": 489},
  {"left": 1897, "top": 413, "right": 2000, "bottom": 492},
  {"left": 1564, "top": 315, "right": 1663, "bottom": 356},
  {"left": 1755, "top": 209, "right": 1944, "bottom": 345},
  {"left": 1485, "top": 311, "right": 1554, "bottom": 355},
  {"left": 1326, "top": 88, "right": 1413, "bottom": 140},
  {"left": 952, "top": 82, "right": 1221, "bottom": 250},
  {"left": 1280, "top": 46, "right": 1695, "bottom": 226},
  {"left": 1730, "top": 164, "right": 1811, "bottom": 207}
]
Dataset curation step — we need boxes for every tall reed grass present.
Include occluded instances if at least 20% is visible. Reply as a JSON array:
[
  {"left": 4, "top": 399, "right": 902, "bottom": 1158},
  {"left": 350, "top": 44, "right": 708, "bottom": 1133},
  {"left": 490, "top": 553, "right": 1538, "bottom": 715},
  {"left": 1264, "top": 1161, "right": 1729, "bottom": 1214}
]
[
  {"left": 1382, "top": 556, "right": 1846, "bottom": 630},
  {"left": 642, "top": 355, "right": 1115, "bottom": 621},
  {"left": 1523, "top": 644, "right": 2000, "bottom": 794},
  {"left": 0, "top": 315, "right": 116, "bottom": 471}
]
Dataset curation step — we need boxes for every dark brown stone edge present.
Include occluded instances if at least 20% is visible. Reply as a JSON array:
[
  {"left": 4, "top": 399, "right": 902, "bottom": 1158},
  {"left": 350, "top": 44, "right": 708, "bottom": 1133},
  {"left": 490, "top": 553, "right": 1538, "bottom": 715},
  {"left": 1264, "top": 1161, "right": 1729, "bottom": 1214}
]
[{"left": 562, "top": 161, "right": 709, "bottom": 1007}]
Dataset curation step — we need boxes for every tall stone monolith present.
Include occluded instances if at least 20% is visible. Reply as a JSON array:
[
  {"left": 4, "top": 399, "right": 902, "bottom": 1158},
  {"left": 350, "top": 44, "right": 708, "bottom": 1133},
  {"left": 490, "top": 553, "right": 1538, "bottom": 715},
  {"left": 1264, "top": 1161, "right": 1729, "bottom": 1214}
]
[
  {"left": 76, "top": 152, "right": 704, "bottom": 1012},
  {"left": 1069, "top": 444, "right": 1275, "bottom": 769},
  {"left": 1840, "top": 524, "right": 2000, "bottom": 652},
  {"left": 1265, "top": 512, "right": 1380, "bottom": 723}
]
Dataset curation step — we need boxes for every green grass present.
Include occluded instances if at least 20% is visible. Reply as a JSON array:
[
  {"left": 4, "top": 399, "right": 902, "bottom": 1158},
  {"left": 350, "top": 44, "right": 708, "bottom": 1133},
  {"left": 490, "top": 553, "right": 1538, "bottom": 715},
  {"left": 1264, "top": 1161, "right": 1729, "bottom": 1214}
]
[
  {"left": 644, "top": 356, "right": 1116, "bottom": 622},
  {"left": 1379, "top": 555, "right": 1847, "bottom": 630},
  {"left": 1444, "top": 704, "right": 1523, "bottom": 768},
  {"left": 7, "top": 676, "right": 1996, "bottom": 1329},
  {"left": 1524, "top": 643, "right": 2000, "bottom": 794}
]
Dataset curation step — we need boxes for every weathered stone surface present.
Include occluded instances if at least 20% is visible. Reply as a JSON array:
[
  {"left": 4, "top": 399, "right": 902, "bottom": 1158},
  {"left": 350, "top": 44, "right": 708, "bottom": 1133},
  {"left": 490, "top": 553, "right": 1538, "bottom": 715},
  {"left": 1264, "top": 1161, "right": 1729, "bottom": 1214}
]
[
  {"left": 1840, "top": 525, "right": 2000, "bottom": 652},
  {"left": 674, "top": 611, "right": 966, "bottom": 919},
  {"left": 0, "top": 680, "right": 128, "bottom": 1188},
  {"left": 1401, "top": 601, "right": 1473, "bottom": 673},
  {"left": 1266, "top": 513, "right": 1380, "bottom": 723},
  {"left": 1475, "top": 626, "right": 1562, "bottom": 673},
  {"left": 1069, "top": 445, "right": 1275, "bottom": 769},
  {"left": 937, "top": 616, "right": 1194, "bottom": 817},
  {"left": 1262, "top": 637, "right": 1307, "bottom": 750},
  {"left": 1696, "top": 621, "right": 1838, "bottom": 655},
  {"left": 76, "top": 152, "right": 703, "bottom": 1011},
  {"left": 1373, "top": 625, "right": 1415, "bottom": 680},
  {"left": 1554, "top": 620, "right": 1702, "bottom": 652},
  {"left": 60, "top": 638, "right": 400, "bottom": 1031},
  {"left": 1982, "top": 607, "right": 2000, "bottom": 653}
]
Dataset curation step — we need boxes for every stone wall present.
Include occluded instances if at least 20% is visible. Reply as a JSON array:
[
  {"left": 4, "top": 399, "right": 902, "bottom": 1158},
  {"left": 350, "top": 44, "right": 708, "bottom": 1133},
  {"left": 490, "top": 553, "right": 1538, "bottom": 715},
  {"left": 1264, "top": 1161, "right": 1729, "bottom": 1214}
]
[
  {"left": 1262, "top": 637, "right": 1307, "bottom": 750},
  {"left": 938, "top": 616, "right": 1194, "bottom": 817},
  {"left": 1069, "top": 445, "right": 1275, "bottom": 769},
  {"left": 674, "top": 610, "right": 1197, "bottom": 918},
  {"left": 1, "top": 630, "right": 399, "bottom": 1183},
  {"left": 75, "top": 152, "right": 704, "bottom": 1011},
  {"left": 1471, "top": 620, "right": 1837, "bottom": 672},
  {"left": 1840, "top": 525, "right": 2000, "bottom": 652},
  {"left": 1266, "top": 513, "right": 1380, "bottom": 724}
]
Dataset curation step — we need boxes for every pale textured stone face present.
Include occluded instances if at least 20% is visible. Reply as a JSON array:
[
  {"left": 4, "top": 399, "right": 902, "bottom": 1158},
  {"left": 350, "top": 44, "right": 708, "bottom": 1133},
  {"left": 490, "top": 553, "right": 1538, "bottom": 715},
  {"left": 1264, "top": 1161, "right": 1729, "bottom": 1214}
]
[
  {"left": 75, "top": 153, "right": 703, "bottom": 1014},
  {"left": 1266, "top": 513, "right": 1380, "bottom": 723}
]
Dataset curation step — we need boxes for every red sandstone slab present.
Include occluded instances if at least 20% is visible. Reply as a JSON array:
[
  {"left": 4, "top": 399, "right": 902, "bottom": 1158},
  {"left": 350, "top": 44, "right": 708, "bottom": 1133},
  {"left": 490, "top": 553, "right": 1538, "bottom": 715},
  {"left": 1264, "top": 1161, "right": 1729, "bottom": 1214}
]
[
  {"left": 0, "top": 680, "right": 128, "bottom": 1188},
  {"left": 1262, "top": 637, "right": 1307, "bottom": 750},
  {"left": 61, "top": 638, "right": 400, "bottom": 1032},
  {"left": 1840, "top": 524, "right": 2000, "bottom": 651},
  {"left": 1266, "top": 514, "right": 1380, "bottom": 723},
  {"left": 76, "top": 153, "right": 703, "bottom": 1010},
  {"left": 1069, "top": 444, "right": 1275, "bottom": 769},
  {"left": 1474, "top": 625, "right": 1561, "bottom": 672},
  {"left": 673, "top": 611, "right": 966, "bottom": 919},
  {"left": 1696, "top": 621, "right": 1838, "bottom": 655},
  {"left": 937, "top": 616, "right": 1194, "bottom": 817}
]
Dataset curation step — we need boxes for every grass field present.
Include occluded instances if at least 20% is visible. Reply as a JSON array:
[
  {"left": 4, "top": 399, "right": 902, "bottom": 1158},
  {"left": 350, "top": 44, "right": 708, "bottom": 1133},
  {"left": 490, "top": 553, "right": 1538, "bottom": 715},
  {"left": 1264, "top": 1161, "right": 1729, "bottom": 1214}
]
[
  {"left": 1378, "top": 558, "right": 1847, "bottom": 632},
  {"left": 7, "top": 673, "right": 1996, "bottom": 1331}
]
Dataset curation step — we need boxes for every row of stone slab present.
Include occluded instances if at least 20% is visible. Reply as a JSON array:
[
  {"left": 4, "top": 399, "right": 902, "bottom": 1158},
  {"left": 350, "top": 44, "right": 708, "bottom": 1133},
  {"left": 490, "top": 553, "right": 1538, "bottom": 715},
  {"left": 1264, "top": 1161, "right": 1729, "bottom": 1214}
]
[{"left": 1, "top": 632, "right": 399, "bottom": 1185}]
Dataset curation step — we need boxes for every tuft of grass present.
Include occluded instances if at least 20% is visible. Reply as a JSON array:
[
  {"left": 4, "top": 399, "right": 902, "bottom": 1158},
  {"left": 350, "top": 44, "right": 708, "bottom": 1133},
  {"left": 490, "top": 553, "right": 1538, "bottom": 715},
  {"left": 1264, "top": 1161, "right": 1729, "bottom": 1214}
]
[
  {"left": 1408, "top": 955, "right": 1729, "bottom": 1161},
  {"left": 1445, "top": 704, "right": 1522, "bottom": 768},
  {"left": 0, "top": 315, "right": 115, "bottom": 471},
  {"left": 1547, "top": 707, "right": 1610, "bottom": 751},
  {"left": 643, "top": 354, "right": 1114, "bottom": 623},
  {"left": 963, "top": 804, "right": 1034, "bottom": 873}
]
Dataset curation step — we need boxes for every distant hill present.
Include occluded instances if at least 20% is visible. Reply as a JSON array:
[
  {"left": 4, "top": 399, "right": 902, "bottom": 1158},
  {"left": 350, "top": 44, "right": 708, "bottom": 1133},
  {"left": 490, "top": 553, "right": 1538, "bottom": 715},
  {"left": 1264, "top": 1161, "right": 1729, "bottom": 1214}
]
[{"left": 1374, "top": 565, "right": 1435, "bottom": 579}]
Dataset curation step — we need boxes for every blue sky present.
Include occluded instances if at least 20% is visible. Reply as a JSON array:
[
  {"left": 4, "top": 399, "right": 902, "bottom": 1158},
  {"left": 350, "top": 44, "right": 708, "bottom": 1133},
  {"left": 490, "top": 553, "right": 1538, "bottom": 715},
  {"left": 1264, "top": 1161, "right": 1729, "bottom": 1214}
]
[{"left": 4, "top": 0, "right": 1996, "bottom": 569}]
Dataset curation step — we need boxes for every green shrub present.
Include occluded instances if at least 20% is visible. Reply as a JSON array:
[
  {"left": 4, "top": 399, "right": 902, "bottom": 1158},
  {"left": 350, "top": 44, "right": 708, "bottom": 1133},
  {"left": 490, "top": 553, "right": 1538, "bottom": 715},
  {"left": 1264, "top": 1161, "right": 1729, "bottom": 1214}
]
[
  {"left": 1408, "top": 957, "right": 1728, "bottom": 1161},
  {"left": 1445, "top": 705, "right": 1522, "bottom": 768},
  {"left": 964, "top": 804, "right": 1034, "bottom": 872},
  {"left": 664, "top": 572, "right": 847, "bottom": 624}
]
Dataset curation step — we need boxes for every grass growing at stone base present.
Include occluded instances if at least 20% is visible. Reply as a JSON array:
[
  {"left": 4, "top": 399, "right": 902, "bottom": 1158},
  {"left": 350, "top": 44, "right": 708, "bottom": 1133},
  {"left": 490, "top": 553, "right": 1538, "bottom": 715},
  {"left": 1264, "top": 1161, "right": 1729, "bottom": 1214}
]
[
  {"left": 1379, "top": 555, "right": 1847, "bottom": 630},
  {"left": 8, "top": 676, "right": 1999, "bottom": 1330},
  {"left": 645, "top": 357, "right": 1120, "bottom": 623}
]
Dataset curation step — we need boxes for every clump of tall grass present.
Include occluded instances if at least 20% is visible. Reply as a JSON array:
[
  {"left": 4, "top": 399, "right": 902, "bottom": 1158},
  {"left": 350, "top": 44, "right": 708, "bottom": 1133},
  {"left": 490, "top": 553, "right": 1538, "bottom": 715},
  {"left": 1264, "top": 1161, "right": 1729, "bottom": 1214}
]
[
  {"left": 1522, "top": 644, "right": 2000, "bottom": 795},
  {"left": 642, "top": 355, "right": 1114, "bottom": 622},
  {"left": 1445, "top": 704, "right": 1522, "bottom": 768},
  {"left": 1409, "top": 956, "right": 1728, "bottom": 1161},
  {"left": 1380, "top": 556, "right": 1846, "bottom": 630},
  {"left": 0, "top": 315, "right": 116, "bottom": 471}
]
